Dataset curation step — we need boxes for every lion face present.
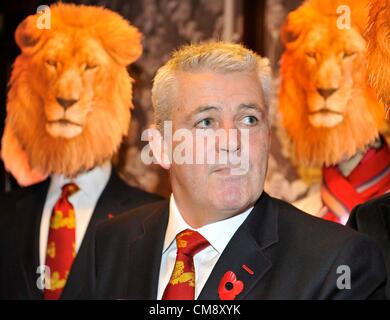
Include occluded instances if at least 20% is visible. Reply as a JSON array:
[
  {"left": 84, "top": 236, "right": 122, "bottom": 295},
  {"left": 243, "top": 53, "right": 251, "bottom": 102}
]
[
  {"left": 299, "top": 25, "right": 366, "bottom": 128},
  {"left": 279, "top": 0, "right": 385, "bottom": 166},
  {"left": 3, "top": 4, "right": 142, "bottom": 177},
  {"left": 366, "top": 0, "right": 390, "bottom": 105},
  {"left": 31, "top": 34, "right": 114, "bottom": 139}
]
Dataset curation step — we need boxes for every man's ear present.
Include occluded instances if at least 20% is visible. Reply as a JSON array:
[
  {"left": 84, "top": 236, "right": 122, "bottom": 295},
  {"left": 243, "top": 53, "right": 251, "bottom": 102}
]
[
  {"left": 15, "top": 15, "right": 45, "bottom": 55},
  {"left": 148, "top": 124, "right": 171, "bottom": 170}
]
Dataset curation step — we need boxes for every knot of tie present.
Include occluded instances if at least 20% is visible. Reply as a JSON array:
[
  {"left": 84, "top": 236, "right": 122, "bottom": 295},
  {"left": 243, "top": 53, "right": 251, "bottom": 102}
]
[
  {"left": 175, "top": 229, "right": 210, "bottom": 257},
  {"left": 61, "top": 183, "right": 79, "bottom": 199}
]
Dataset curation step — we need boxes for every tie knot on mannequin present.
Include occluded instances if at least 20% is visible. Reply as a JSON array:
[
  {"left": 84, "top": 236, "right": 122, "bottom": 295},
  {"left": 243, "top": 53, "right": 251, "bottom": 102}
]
[{"left": 61, "top": 183, "right": 79, "bottom": 199}]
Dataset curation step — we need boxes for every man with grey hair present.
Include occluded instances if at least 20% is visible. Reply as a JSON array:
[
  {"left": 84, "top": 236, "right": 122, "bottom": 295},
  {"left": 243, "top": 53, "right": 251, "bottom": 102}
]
[{"left": 83, "top": 42, "right": 386, "bottom": 300}]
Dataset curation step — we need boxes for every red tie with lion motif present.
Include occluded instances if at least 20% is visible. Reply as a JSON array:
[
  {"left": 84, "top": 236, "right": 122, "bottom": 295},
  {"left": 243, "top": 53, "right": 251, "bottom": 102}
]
[
  {"left": 44, "top": 183, "right": 79, "bottom": 300},
  {"left": 162, "top": 229, "right": 210, "bottom": 300}
]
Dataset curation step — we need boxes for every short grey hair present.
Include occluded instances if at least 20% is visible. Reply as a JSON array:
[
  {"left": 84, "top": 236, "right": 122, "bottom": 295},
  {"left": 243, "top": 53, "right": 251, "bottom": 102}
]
[{"left": 151, "top": 42, "right": 271, "bottom": 129}]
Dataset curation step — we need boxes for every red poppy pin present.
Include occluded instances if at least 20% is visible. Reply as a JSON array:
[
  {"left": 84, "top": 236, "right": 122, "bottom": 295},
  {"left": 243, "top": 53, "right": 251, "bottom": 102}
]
[
  {"left": 107, "top": 213, "right": 114, "bottom": 219},
  {"left": 218, "top": 271, "right": 244, "bottom": 300}
]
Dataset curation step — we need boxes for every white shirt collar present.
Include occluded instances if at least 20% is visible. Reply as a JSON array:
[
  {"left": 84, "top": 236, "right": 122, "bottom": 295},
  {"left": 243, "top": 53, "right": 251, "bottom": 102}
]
[
  {"left": 47, "top": 161, "right": 112, "bottom": 198},
  {"left": 163, "top": 194, "right": 253, "bottom": 254}
]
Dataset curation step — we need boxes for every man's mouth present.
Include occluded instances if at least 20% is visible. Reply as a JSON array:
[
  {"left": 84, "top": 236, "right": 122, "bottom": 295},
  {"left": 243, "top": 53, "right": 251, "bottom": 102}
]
[
  {"left": 211, "top": 166, "right": 246, "bottom": 176},
  {"left": 214, "top": 167, "right": 232, "bottom": 174}
]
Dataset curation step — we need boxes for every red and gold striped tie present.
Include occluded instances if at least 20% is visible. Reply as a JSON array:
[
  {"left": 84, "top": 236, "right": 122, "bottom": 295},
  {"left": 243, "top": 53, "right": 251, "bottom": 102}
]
[
  {"left": 162, "top": 229, "right": 210, "bottom": 300},
  {"left": 44, "top": 183, "right": 79, "bottom": 300}
]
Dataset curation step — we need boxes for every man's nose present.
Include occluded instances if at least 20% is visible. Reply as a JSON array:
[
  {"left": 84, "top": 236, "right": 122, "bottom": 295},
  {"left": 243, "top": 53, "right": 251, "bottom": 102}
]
[
  {"left": 218, "top": 122, "right": 241, "bottom": 153},
  {"left": 220, "top": 143, "right": 240, "bottom": 153}
]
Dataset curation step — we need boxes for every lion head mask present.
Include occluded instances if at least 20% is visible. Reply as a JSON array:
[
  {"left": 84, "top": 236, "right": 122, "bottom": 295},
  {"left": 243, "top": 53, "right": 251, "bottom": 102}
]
[
  {"left": 366, "top": 0, "right": 390, "bottom": 106},
  {"left": 1, "top": 3, "right": 142, "bottom": 180},
  {"left": 279, "top": 0, "right": 385, "bottom": 166}
]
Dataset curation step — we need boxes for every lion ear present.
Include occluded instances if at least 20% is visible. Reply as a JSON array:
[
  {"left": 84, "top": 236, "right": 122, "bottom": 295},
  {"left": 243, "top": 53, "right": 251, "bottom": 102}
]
[
  {"left": 15, "top": 15, "right": 44, "bottom": 55},
  {"left": 100, "top": 23, "right": 143, "bottom": 66},
  {"left": 280, "top": 15, "right": 303, "bottom": 46}
]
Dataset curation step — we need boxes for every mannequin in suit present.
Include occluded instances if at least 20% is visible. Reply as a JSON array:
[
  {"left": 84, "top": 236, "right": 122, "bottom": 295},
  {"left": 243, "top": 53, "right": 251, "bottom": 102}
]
[
  {"left": 347, "top": 194, "right": 390, "bottom": 298},
  {"left": 0, "top": 166, "right": 162, "bottom": 299},
  {"left": 0, "top": 4, "right": 162, "bottom": 299},
  {"left": 347, "top": 0, "right": 390, "bottom": 299},
  {"left": 83, "top": 42, "right": 386, "bottom": 300}
]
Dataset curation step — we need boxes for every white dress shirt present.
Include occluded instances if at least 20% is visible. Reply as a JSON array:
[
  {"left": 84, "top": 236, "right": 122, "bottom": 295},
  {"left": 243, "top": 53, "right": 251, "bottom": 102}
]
[
  {"left": 157, "top": 194, "right": 252, "bottom": 299},
  {"left": 39, "top": 162, "right": 112, "bottom": 267}
]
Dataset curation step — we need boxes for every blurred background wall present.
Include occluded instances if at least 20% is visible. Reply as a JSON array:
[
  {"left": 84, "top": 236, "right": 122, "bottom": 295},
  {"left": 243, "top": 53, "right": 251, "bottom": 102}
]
[{"left": 0, "top": 0, "right": 313, "bottom": 202}]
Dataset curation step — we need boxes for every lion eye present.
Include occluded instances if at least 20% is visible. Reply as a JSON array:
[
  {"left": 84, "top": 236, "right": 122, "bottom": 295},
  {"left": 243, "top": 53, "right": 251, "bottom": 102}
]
[
  {"left": 45, "top": 59, "right": 57, "bottom": 68},
  {"left": 84, "top": 63, "right": 98, "bottom": 71},
  {"left": 305, "top": 52, "right": 317, "bottom": 60},
  {"left": 342, "top": 51, "right": 357, "bottom": 59}
]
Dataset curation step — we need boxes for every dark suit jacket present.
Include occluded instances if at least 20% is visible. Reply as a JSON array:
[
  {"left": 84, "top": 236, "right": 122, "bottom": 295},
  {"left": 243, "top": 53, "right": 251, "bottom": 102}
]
[
  {"left": 84, "top": 192, "right": 387, "bottom": 300},
  {"left": 0, "top": 170, "right": 162, "bottom": 299},
  {"left": 347, "top": 193, "right": 390, "bottom": 298}
]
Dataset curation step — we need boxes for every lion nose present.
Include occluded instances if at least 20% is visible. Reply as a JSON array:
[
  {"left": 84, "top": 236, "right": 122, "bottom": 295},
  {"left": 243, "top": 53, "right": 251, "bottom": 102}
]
[
  {"left": 56, "top": 97, "right": 79, "bottom": 109},
  {"left": 317, "top": 88, "right": 338, "bottom": 99}
]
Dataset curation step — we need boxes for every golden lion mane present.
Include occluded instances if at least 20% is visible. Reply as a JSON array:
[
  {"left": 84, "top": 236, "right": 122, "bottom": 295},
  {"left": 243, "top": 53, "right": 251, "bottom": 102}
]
[
  {"left": 2, "top": 3, "right": 142, "bottom": 177},
  {"left": 279, "top": 0, "right": 385, "bottom": 166},
  {"left": 366, "top": 0, "right": 390, "bottom": 105}
]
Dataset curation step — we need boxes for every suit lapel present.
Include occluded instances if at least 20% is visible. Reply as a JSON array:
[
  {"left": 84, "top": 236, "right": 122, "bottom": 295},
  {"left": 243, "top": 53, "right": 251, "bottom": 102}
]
[
  {"left": 198, "top": 225, "right": 272, "bottom": 300},
  {"left": 198, "top": 192, "right": 279, "bottom": 300},
  {"left": 18, "top": 180, "right": 50, "bottom": 300},
  {"left": 126, "top": 204, "right": 169, "bottom": 300},
  {"left": 87, "top": 171, "right": 131, "bottom": 223},
  {"left": 379, "top": 196, "right": 390, "bottom": 298},
  {"left": 61, "top": 170, "right": 133, "bottom": 299},
  {"left": 379, "top": 195, "right": 390, "bottom": 237}
]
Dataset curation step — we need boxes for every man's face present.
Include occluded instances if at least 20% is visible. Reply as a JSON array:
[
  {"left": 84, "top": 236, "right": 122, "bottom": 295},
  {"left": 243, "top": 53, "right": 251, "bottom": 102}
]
[{"left": 169, "top": 70, "right": 270, "bottom": 217}]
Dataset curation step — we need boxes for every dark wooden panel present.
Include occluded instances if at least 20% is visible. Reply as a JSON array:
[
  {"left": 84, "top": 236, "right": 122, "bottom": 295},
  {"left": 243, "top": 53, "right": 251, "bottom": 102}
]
[{"left": 242, "top": 0, "right": 266, "bottom": 55}]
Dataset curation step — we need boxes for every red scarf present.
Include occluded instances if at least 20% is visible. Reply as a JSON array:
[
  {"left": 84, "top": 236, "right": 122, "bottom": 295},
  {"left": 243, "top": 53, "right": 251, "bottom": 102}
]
[{"left": 320, "top": 138, "right": 390, "bottom": 224}]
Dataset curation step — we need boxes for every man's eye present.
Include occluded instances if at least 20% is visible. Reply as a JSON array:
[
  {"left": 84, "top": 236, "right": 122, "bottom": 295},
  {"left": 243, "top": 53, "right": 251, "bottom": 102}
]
[
  {"left": 242, "top": 115, "right": 258, "bottom": 125},
  {"left": 195, "top": 118, "right": 213, "bottom": 128}
]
